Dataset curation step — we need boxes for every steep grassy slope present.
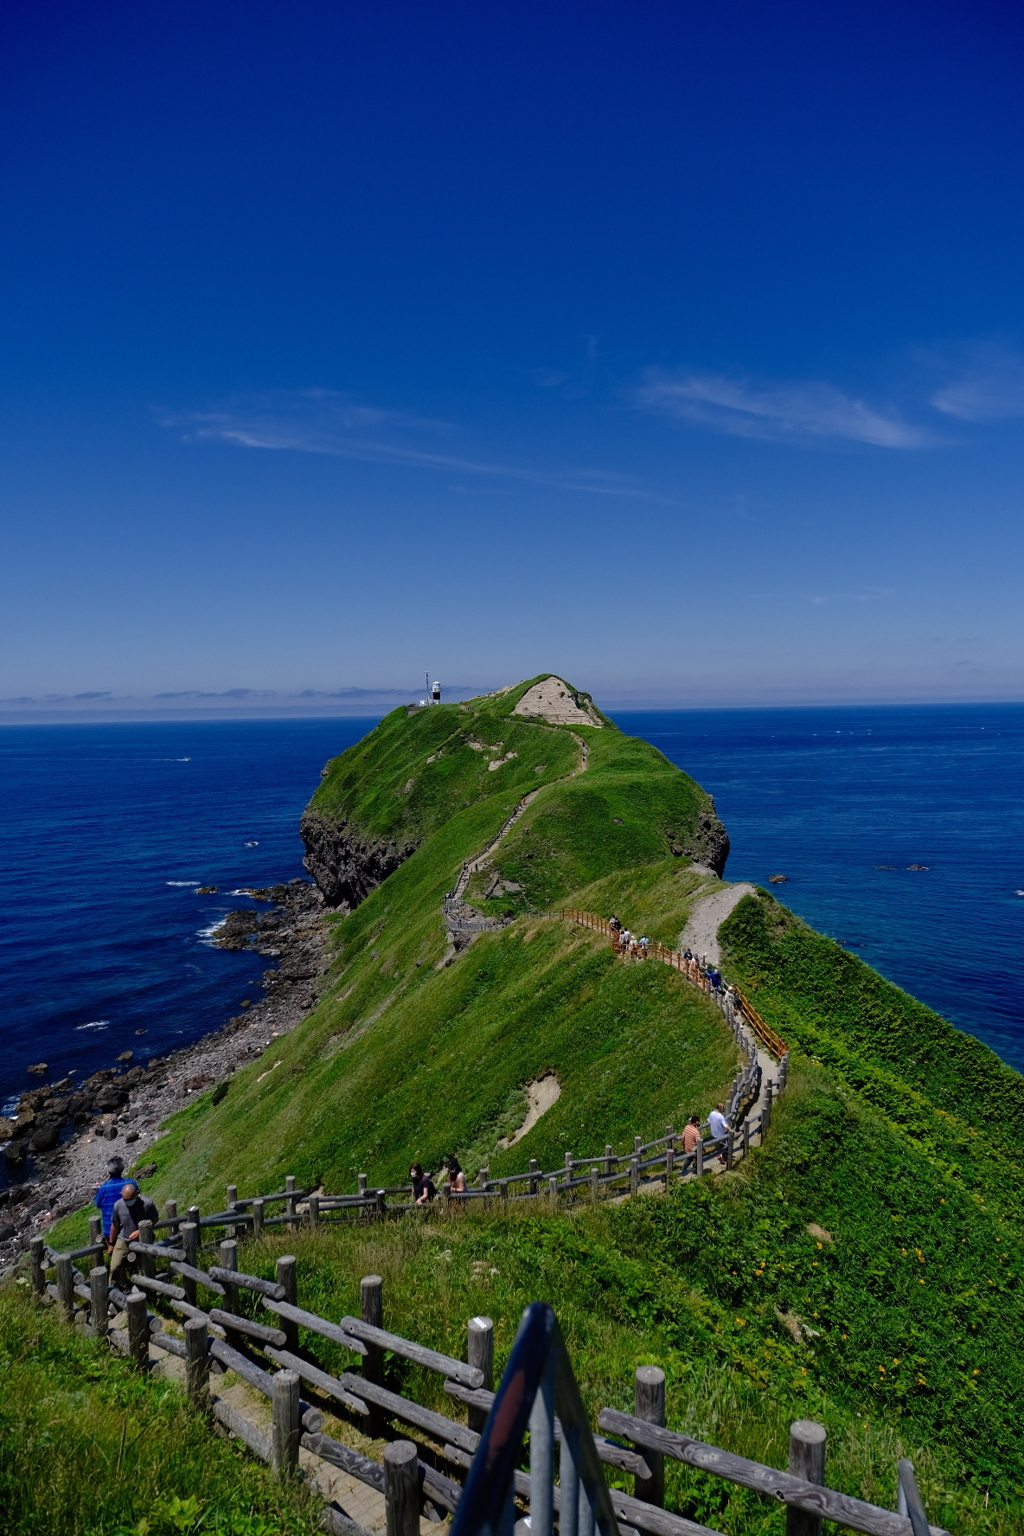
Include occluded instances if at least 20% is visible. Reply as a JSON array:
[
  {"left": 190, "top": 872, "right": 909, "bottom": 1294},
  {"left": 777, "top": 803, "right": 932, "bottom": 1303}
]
[
  {"left": 0, "top": 1284, "right": 318, "bottom": 1536},
  {"left": 39, "top": 680, "right": 1024, "bottom": 1528},
  {"left": 127, "top": 679, "right": 733, "bottom": 1199}
]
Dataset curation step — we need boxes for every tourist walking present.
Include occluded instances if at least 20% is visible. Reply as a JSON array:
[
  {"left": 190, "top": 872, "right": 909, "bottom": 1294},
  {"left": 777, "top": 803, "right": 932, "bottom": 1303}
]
[
  {"left": 108, "top": 1180, "right": 158, "bottom": 1286},
  {"left": 708, "top": 1103, "right": 731, "bottom": 1163},
  {"left": 441, "top": 1154, "right": 467, "bottom": 1200},
  {"left": 94, "top": 1156, "right": 126, "bottom": 1238},
  {"left": 409, "top": 1163, "right": 436, "bottom": 1207},
  {"left": 681, "top": 1116, "right": 701, "bottom": 1155}
]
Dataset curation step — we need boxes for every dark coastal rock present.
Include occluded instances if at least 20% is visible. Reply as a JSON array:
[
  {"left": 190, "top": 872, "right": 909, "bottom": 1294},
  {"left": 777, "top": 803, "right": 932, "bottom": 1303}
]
[
  {"left": 666, "top": 802, "right": 730, "bottom": 878},
  {"left": 117, "top": 1051, "right": 134, "bottom": 1063},
  {"left": 28, "top": 1124, "right": 61, "bottom": 1153},
  {"left": 0, "top": 1117, "right": 15, "bottom": 1140},
  {"left": 214, "top": 909, "right": 260, "bottom": 949},
  {"left": 3, "top": 1142, "right": 25, "bottom": 1165},
  {"left": 26, "top": 1062, "right": 48, "bottom": 1075},
  {"left": 94, "top": 1086, "right": 128, "bottom": 1111},
  {"left": 0, "top": 1224, "right": 16, "bottom": 1243},
  {"left": 196, "top": 885, "right": 218, "bottom": 894},
  {"left": 300, "top": 809, "right": 417, "bottom": 908},
  {"left": 134, "top": 1162, "right": 157, "bottom": 1179},
  {"left": 184, "top": 1073, "right": 215, "bottom": 1092}
]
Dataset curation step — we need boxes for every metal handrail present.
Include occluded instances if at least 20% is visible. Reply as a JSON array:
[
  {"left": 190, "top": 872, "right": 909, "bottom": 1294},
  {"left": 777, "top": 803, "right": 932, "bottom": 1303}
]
[{"left": 450, "top": 1302, "right": 619, "bottom": 1536}]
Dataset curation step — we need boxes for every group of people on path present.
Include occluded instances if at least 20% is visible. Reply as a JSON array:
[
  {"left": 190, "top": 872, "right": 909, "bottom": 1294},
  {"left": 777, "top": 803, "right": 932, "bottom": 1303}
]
[
  {"left": 608, "top": 916, "right": 649, "bottom": 958},
  {"left": 408, "top": 1154, "right": 467, "bottom": 1207},
  {"left": 609, "top": 915, "right": 737, "bottom": 1008},
  {"left": 93, "top": 1155, "right": 159, "bottom": 1286}
]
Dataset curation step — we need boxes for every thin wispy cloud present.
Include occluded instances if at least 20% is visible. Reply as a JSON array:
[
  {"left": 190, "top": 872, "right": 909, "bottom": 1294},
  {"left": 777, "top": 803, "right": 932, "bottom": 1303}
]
[
  {"left": 158, "top": 389, "right": 663, "bottom": 501},
  {"left": 634, "top": 369, "right": 931, "bottom": 448},
  {"left": 929, "top": 343, "right": 1024, "bottom": 422}
]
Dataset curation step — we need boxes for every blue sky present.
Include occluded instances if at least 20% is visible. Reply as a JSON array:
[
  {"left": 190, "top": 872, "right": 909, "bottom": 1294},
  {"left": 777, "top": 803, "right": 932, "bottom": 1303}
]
[{"left": 2, "top": 0, "right": 1023, "bottom": 716}]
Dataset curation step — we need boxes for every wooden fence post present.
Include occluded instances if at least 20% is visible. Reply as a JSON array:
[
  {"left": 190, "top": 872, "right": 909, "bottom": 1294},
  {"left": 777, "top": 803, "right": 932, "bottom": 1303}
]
[
  {"left": 219, "top": 1239, "right": 241, "bottom": 1349},
  {"left": 276, "top": 1256, "right": 299, "bottom": 1354},
  {"left": 164, "top": 1199, "right": 179, "bottom": 1234},
  {"left": 179, "top": 1222, "right": 198, "bottom": 1306},
  {"left": 548, "top": 1175, "right": 558, "bottom": 1202},
  {"left": 187, "top": 1204, "right": 201, "bottom": 1230},
  {"left": 361, "top": 1274, "right": 384, "bottom": 1385},
  {"left": 137, "top": 1220, "right": 155, "bottom": 1278},
  {"left": 695, "top": 1140, "right": 704, "bottom": 1177},
  {"left": 590, "top": 1168, "right": 599, "bottom": 1203},
  {"left": 604, "top": 1145, "right": 613, "bottom": 1177},
  {"left": 271, "top": 1368, "right": 301, "bottom": 1478},
  {"left": 383, "top": 1440, "right": 419, "bottom": 1536},
  {"left": 634, "top": 1136, "right": 642, "bottom": 1158},
  {"left": 306, "top": 1194, "right": 320, "bottom": 1230},
  {"left": 786, "top": 1420, "right": 826, "bottom": 1536},
  {"left": 89, "top": 1214, "right": 104, "bottom": 1246},
  {"left": 90, "top": 1265, "right": 109, "bottom": 1337},
  {"left": 30, "top": 1236, "right": 46, "bottom": 1297},
  {"left": 467, "top": 1315, "right": 494, "bottom": 1433},
  {"left": 529, "top": 1158, "right": 539, "bottom": 1196},
  {"left": 630, "top": 1158, "right": 639, "bottom": 1197},
  {"left": 126, "top": 1289, "right": 149, "bottom": 1371},
  {"left": 742, "top": 1120, "right": 751, "bottom": 1160},
  {"left": 357, "top": 1173, "right": 367, "bottom": 1197},
  {"left": 375, "top": 1189, "right": 387, "bottom": 1218},
  {"left": 634, "top": 1366, "right": 665, "bottom": 1507},
  {"left": 185, "top": 1317, "right": 210, "bottom": 1412},
  {"left": 251, "top": 1197, "right": 264, "bottom": 1240},
  {"left": 725, "top": 1132, "right": 735, "bottom": 1171},
  {"left": 664, "top": 1147, "right": 675, "bottom": 1189},
  {"left": 56, "top": 1256, "right": 76, "bottom": 1323},
  {"left": 284, "top": 1176, "right": 297, "bottom": 1227}
]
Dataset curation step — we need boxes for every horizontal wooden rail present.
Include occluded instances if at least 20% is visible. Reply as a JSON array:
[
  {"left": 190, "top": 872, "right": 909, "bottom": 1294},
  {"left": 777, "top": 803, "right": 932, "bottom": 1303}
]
[{"left": 598, "top": 1410, "right": 949, "bottom": 1536}]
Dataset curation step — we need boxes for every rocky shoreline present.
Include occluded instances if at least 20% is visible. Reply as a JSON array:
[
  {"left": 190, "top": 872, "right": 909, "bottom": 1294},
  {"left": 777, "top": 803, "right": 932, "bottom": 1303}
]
[{"left": 0, "top": 879, "right": 328, "bottom": 1274}]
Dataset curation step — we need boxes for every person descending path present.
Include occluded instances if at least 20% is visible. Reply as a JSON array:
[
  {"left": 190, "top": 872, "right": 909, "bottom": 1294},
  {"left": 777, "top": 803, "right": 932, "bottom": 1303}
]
[
  {"left": 94, "top": 1156, "right": 126, "bottom": 1239},
  {"left": 108, "top": 1180, "right": 158, "bottom": 1286},
  {"left": 682, "top": 1116, "right": 701, "bottom": 1155},
  {"left": 410, "top": 1163, "right": 436, "bottom": 1207},
  {"left": 708, "top": 1102, "right": 731, "bottom": 1164}
]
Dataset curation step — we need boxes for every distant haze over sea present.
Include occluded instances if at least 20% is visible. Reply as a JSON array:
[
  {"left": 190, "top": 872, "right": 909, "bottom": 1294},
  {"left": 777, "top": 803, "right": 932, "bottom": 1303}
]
[{"left": 1, "top": 703, "right": 1021, "bottom": 1126}]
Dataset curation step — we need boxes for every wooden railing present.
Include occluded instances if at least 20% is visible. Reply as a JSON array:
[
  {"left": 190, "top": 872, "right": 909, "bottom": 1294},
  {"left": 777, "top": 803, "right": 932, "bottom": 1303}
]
[
  {"left": 558, "top": 908, "right": 788, "bottom": 1060},
  {"left": 30, "top": 1236, "right": 947, "bottom": 1536}
]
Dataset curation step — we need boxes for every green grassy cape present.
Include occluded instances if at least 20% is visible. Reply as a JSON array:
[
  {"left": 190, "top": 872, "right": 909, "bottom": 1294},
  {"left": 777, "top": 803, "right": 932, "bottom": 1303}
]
[{"left": 23, "top": 676, "right": 1024, "bottom": 1534}]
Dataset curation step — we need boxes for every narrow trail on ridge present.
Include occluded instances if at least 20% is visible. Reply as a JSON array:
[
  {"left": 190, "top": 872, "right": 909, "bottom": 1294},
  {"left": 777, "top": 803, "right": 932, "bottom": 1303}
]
[{"left": 440, "top": 729, "right": 589, "bottom": 959}]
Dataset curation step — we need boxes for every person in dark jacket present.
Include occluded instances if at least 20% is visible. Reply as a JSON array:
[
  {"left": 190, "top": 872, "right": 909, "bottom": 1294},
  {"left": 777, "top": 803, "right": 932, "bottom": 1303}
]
[
  {"left": 108, "top": 1180, "right": 158, "bottom": 1285},
  {"left": 409, "top": 1163, "right": 436, "bottom": 1207}
]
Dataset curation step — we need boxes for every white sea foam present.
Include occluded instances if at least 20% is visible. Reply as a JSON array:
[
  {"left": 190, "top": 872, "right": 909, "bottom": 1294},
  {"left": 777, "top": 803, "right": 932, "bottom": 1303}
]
[
  {"left": 2, "top": 1095, "right": 19, "bottom": 1116},
  {"left": 196, "top": 918, "right": 227, "bottom": 942},
  {"left": 76, "top": 1020, "right": 109, "bottom": 1031},
  {"left": 167, "top": 880, "right": 201, "bottom": 886},
  {"left": 244, "top": 840, "right": 259, "bottom": 846}
]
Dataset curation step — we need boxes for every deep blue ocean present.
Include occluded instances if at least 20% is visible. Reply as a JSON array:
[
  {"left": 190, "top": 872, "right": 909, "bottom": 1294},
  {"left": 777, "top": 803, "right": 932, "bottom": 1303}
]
[{"left": 1, "top": 706, "right": 1022, "bottom": 1129}]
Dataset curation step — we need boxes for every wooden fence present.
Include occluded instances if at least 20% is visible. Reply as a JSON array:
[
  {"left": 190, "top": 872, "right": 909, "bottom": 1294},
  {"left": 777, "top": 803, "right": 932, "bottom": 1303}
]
[
  {"left": 30, "top": 1230, "right": 948, "bottom": 1536},
  {"left": 557, "top": 909, "right": 787, "bottom": 1061}
]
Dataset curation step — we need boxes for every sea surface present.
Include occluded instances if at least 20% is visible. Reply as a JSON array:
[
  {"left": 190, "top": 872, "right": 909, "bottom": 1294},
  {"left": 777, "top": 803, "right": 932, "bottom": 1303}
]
[{"left": 1, "top": 705, "right": 1022, "bottom": 1128}]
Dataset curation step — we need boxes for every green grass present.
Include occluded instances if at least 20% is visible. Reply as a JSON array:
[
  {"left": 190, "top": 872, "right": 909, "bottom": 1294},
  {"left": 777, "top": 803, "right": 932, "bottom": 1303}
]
[
  {"left": 114, "top": 919, "right": 737, "bottom": 1200},
  {"left": 0, "top": 1282, "right": 319, "bottom": 1536},
  {"left": 40, "top": 688, "right": 1024, "bottom": 1531}
]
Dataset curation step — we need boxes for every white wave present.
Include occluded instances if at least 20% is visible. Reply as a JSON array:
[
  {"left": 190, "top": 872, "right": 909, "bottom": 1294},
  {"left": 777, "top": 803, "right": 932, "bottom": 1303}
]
[
  {"left": 1016, "top": 890, "right": 1024, "bottom": 897},
  {"left": 197, "top": 918, "right": 227, "bottom": 942},
  {"left": 166, "top": 880, "right": 201, "bottom": 887},
  {"left": 2, "top": 1095, "right": 19, "bottom": 1116},
  {"left": 244, "top": 840, "right": 259, "bottom": 846},
  {"left": 76, "top": 1020, "right": 109, "bottom": 1031}
]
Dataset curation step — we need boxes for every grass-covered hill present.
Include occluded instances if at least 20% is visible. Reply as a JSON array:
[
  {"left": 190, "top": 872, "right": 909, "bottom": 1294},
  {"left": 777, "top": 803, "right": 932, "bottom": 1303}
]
[{"left": 35, "top": 676, "right": 1024, "bottom": 1531}]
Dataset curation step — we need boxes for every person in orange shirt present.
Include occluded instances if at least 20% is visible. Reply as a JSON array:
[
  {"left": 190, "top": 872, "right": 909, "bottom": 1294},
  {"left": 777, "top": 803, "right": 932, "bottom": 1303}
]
[{"left": 681, "top": 1116, "right": 702, "bottom": 1157}]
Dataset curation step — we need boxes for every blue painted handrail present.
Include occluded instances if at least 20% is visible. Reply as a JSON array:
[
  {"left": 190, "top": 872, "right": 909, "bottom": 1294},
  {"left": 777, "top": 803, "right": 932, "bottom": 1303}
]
[{"left": 450, "top": 1302, "right": 619, "bottom": 1536}]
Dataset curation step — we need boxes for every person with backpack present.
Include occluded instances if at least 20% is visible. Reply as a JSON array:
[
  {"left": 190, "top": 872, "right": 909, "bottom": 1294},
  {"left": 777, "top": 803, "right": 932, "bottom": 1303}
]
[{"left": 94, "top": 1156, "right": 126, "bottom": 1239}]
